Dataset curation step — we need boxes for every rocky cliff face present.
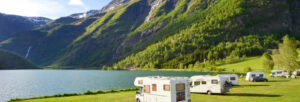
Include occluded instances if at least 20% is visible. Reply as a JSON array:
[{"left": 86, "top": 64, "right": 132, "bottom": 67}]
[{"left": 100, "top": 0, "right": 132, "bottom": 12}]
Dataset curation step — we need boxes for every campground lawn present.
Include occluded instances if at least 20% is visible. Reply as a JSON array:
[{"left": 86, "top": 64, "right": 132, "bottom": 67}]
[{"left": 13, "top": 77, "right": 300, "bottom": 102}]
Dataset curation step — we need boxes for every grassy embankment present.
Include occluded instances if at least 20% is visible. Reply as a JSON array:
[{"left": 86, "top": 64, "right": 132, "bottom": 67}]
[{"left": 11, "top": 77, "right": 300, "bottom": 102}]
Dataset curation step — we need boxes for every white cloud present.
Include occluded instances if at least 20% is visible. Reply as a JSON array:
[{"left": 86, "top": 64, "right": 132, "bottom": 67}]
[
  {"left": 68, "top": 0, "right": 88, "bottom": 10},
  {"left": 68, "top": 0, "right": 84, "bottom": 6},
  {"left": 0, "top": 0, "right": 64, "bottom": 19}
]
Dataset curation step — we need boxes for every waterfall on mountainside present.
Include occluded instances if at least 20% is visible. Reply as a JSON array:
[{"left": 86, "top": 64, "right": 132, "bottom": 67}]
[{"left": 25, "top": 46, "right": 32, "bottom": 59}]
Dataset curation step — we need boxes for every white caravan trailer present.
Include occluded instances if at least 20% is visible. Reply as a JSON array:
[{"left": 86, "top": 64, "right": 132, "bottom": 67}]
[
  {"left": 134, "top": 76, "right": 191, "bottom": 102},
  {"left": 190, "top": 75, "right": 232, "bottom": 95},
  {"left": 245, "top": 72, "right": 265, "bottom": 81},
  {"left": 270, "top": 70, "right": 290, "bottom": 78},
  {"left": 218, "top": 74, "right": 239, "bottom": 85}
]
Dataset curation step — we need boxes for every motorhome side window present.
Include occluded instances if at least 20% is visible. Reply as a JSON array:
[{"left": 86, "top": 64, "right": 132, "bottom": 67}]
[
  {"left": 202, "top": 81, "right": 206, "bottom": 85},
  {"left": 211, "top": 80, "right": 218, "bottom": 84},
  {"left": 259, "top": 74, "right": 264, "bottom": 77},
  {"left": 138, "top": 80, "right": 143, "bottom": 85},
  {"left": 164, "top": 84, "right": 170, "bottom": 91},
  {"left": 144, "top": 85, "right": 150, "bottom": 93},
  {"left": 230, "top": 77, "right": 236, "bottom": 80},
  {"left": 194, "top": 81, "right": 200, "bottom": 86},
  {"left": 152, "top": 84, "right": 157, "bottom": 91},
  {"left": 277, "top": 72, "right": 282, "bottom": 74}
]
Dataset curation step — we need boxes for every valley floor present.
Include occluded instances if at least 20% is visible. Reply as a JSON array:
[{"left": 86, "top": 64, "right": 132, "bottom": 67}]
[{"left": 13, "top": 77, "right": 300, "bottom": 102}]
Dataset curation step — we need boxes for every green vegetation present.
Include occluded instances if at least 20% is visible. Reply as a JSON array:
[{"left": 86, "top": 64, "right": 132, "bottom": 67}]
[
  {"left": 275, "top": 35, "right": 299, "bottom": 74},
  {"left": 113, "top": 0, "right": 289, "bottom": 70},
  {"left": 12, "top": 78, "right": 300, "bottom": 102},
  {"left": 0, "top": 50, "right": 39, "bottom": 69},
  {"left": 262, "top": 52, "right": 274, "bottom": 73}
]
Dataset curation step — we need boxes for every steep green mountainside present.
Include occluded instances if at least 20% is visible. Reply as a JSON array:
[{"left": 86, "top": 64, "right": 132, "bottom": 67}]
[
  {"left": 114, "top": 0, "right": 300, "bottom": 69},
  {"left": 0, "top": 0, "right": 299, "bottom": 69},
  {"left": 0, "top": 50, "right": 39, "bottom": 69}
]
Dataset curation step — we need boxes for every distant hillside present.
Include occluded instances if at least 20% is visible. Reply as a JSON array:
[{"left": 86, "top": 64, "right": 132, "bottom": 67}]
[
  {"left": 0, "top": 13, "right": 52, "bottom": 41},
  {"left": 0, "top": 0, "right": 299, "bottom": 69},
  {"left": 0, "top": 50, "right": 39, "bottom": 69}
]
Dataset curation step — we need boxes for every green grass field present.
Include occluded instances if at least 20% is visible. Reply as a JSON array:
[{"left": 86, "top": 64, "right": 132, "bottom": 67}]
[
  {"left": 217, "top": 49, "right": 300, "bottom": 73},
  {"left": 14, "top": 77, "right": 300, "bottom": 102},
  {"left": 217, "top": 56, "right": 263, "bottom": 73}
]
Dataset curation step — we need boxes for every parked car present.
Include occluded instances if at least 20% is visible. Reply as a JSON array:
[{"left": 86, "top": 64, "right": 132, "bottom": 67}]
[{"left": 250, "top": 76, "right": 268, "bottom": 82}]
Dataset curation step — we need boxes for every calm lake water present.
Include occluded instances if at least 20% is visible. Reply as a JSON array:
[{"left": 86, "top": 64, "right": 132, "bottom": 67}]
[{"left": 0, "top": 70, "right": 207, "bottom": 102}]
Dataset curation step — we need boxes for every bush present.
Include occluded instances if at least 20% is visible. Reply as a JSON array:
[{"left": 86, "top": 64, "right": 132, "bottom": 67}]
[{"left": 244, "top": 67, "right": 252, "bottom": 73}]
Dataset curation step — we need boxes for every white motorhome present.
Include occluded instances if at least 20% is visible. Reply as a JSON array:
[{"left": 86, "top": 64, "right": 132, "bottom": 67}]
[
  {"left": 245, "top": 72, "right": 265, "bottom": 81},
  {"left": 293, "top": 70, "right": 300, "bottom": 76},
  {"left": 270, "top": 70, "right": 290, "bottom": 78},
  {"left": 134, "top": 76, "right": 191, "bottom": 102},
  {"left": 190, "top": 75, "right": 232, "bottom": 95},
  {"left": 218, "top": 74, "right": 239, "bottom": 85}
]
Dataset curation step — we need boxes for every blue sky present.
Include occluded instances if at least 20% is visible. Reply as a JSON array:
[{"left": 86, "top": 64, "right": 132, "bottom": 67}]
[{"left": 0, "top": 0, "right": 112, "bottom": 19}]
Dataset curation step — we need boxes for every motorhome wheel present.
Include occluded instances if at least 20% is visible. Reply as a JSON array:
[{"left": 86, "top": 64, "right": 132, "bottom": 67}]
[{"left": 207, "top": 91, "right": 212, "bottom": 95}]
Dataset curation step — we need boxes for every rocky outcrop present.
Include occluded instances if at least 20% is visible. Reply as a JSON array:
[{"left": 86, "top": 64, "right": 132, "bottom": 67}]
[{"left": 100, "top": 0, "right": 132, "bottom": 12}]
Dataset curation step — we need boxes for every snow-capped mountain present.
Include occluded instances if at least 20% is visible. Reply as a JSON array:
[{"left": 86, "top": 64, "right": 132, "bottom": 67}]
[
  {"left": 69, "top": 10, "right": 99, "bottom": 19},
  {"left": 25, "top": 17, "right": 52, "bottom": 27},
  {"left": 0, "top": 13, "right": 52, "bottom": 41}
]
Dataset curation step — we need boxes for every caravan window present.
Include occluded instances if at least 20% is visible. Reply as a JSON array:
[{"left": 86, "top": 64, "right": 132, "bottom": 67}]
[
  {"left": 144, "top": 85, "right": 150, "bottom": 93},
  {"left": 202, "top": 81, "right": 207, "bottom": 85},
  {"left": 211, "top": 80, "right": 218, "bottom": 84},
  {"left": 164, "top": 84, "right": 170, "bottom": 91},
  {"left": 251, "top": 74, "right": 256, "bottom": 77},
  {"left": 176, "top": 83, "right": 185, "bottom": 91},
  {"left": 152, "top": 84, "right": 157, "bottom": 91},
  {"left": 259, "top": 74, "right": 264, "bottom": 77},
  {"left": 277, "top": 72, "right": 282, "bottom": 74},
  {"left": 194, "top": 81, "right": 200, "bottom": 86},
  {"left": 230, "top": 77, "right": 236, "bottom": 80}
]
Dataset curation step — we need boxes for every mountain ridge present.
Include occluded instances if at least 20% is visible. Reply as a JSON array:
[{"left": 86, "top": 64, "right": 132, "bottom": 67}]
[
  {"left": 0, "top": 13, "right": 52, "bottom": 41},
  {"left": 0, "top": 0, "right": 299, "bottom": 69}
]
